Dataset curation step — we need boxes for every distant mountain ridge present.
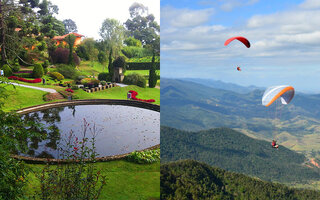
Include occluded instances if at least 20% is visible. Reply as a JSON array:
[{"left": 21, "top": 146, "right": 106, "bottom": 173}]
[
  {"left": 161, "top": 78, "right": 320, "bottom": 139},
  {"left": 161, "top": 160, "right": 320, "bottom": 200},
  {"left": 181, "top": 77, "right": 264, "bottom": 94},
  {"left": 161, "top": 126, "right": 320, "bottom": 183}
]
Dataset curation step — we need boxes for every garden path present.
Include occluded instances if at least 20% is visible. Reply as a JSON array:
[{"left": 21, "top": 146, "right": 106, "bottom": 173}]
[{"left": 11, "top": 83, "right": 57, "bottom": 93}]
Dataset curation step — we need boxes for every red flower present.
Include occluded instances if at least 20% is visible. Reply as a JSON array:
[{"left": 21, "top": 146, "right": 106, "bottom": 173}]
[
  {"left": 74, "top": 147, "right": 78, "bottom": 150},
  {"left": 65, "top": 88, "right": 74, "bottom": 93},
  {"left": 8, "top": 76, "right": 41, "bottom": 83}
]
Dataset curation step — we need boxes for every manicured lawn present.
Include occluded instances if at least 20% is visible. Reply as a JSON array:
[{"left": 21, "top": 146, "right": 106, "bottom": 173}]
[
  {"left": 24, "top": 160, "right": 160, "bottom": 200},
  {"left": 74, "top": 85, "right": 160, "bottom": 105},
  {"left": 1, "top": 84, "right": 49, "bottom": 112}
]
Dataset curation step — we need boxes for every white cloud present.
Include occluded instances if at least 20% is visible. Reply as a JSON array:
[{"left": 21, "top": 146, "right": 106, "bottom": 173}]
[
  {"left": 50, "top": 0, "right": 160, "bottom": 39},
  {"left": 161, "top": 6, "right": 214, "bottom": 28},
  {"left": 199, "top": 0, "right": 260, "bottom": 11},
  {"left": 299, "top": 0, "right": 320, "bottom": 9},
  {"left": 161, "top": 0, "right": 320, "bottom": 92},
  {"left": 162, "top": 0, "right": 320, "bottom": 61},
  {"left": 220, "top": 0, "right": 260, "bottom": 11}
]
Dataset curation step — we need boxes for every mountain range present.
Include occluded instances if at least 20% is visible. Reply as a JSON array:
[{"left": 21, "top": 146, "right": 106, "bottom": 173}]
[
  {"left": 161, "top": 78, "right": 320, "bottom": 155},
  {"left": 161, "top": 126, "right": 320, "bottom": 183}
]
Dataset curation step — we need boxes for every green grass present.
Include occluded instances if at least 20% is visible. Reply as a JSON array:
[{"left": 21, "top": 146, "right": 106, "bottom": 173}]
[
  {"left": 24, "top": 160, "right": 160, "bottom": 200},
  {"left": 1, "top": 84, "right": 49, "bottom": 112},
  {"left": 77, "top": 61, "right": 107, "bottom": 76},
  {"left": 74, "top": 85, "right": 160, "bottom": 105}
]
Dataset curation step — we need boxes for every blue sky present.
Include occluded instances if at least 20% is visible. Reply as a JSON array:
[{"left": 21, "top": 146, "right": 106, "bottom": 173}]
[{"left": 161, "top": 0, "right": 320, "bottom": 93}]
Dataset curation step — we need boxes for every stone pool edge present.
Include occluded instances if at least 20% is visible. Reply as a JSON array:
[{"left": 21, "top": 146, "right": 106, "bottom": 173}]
[{"left": 13, "top": 99, "right": 160, "bottom": 164}]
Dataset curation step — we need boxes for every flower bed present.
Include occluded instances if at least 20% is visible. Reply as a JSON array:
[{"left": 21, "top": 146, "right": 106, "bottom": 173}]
[
  {"left": 65, "top": 88, "right": 74, "bottom": 93},
  {"left": 8, "top": 76, "right": 42, "bottom": 83},
  {"left": 128, "top": 90, "right": 155, "bottom": 103}
]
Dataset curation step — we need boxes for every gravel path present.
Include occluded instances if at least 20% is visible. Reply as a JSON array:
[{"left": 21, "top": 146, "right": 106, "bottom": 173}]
[{"left": 11, "top": 83, "right": 57, "bottom": 93}]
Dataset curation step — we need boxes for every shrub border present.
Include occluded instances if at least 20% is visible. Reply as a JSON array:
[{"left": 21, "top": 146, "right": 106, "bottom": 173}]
[{"left": 13, "top": 99, "right": 160, "bottom": 163}]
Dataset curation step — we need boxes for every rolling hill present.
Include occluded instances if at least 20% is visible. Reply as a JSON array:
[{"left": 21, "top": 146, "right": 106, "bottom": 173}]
[
  {"left": 161, "top": 160, "right": 320, "bottom": 200},
  {"left": 161, "top": 78, "right": 320, "bottom": 155},
  {"left": 161, "top": 126, "right": 320, "bottom": 183}
]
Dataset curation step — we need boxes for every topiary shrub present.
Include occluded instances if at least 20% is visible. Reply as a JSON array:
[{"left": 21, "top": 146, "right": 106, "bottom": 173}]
[
  {"left": 113, "top": 56, "right": 126, "bottom": 68},
  {"left": 123, "top": 73, "right": 146, "bottom": 88},
  {"left": 98, "top": 72, "right": 112, "bottom": 81},
  {"left": 50, "top": 72, "right": 64, "bottom": 81},
  {"left": 2, "top": 64, "right": 13, "bottom": 77},
  {"left": 32, "top": 63, "right": 44, "bottom": 78}
]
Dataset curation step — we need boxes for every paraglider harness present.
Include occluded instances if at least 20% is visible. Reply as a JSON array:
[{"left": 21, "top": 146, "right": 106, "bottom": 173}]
[{"left": 271, "top": 140, "right": 279, "bottom": 149}]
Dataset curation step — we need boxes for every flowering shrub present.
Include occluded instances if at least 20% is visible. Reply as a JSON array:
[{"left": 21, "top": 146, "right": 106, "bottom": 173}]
[
  {"left": 126, "top": 149, "right": 160, "bottom": 164},
  {"left": 8, "top": 76, "right": 42, "bottom": 83},
  {"left": 128, "top": 90, "right": 155, "bottom": 103},
  {"left": 65, "top": 88, "right": 74, "bottom": 93},
  {"left": 36, "top": 120, "right": 106, "bottom": 199},
  {"left": 49, "top": 72, "right": 64, "bottom": 81}
]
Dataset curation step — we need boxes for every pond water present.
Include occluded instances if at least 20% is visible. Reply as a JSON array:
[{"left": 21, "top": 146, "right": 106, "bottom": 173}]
[{"left": 20, "top": 105, "right": 160, "bottom": 159}]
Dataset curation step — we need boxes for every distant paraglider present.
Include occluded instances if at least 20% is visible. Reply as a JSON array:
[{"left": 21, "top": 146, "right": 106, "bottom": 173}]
[
  {"left": 225, "top": 36, "right": 250, "bottom": 71},
  {"left": 224, "top": 36, "right": 250, "bottom": 48},
  {"left": 262, "top": 85, "right": 295, "bottom": 149}
]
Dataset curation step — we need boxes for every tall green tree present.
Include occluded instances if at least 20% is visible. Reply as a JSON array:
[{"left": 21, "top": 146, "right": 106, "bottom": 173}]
[
  {"left": 63, "top": 19, "right": 77, "bottom": 34},
  {"left": 64, "top": 34, "right": 76, "bottom": 66},
  {"left": 99, "top": 18, "right": 125, "bottom": 57},
  {"left": 124, "top": 2, "right": 160, "bottom": 45},
  {"left": 148, "top": 36, "right": 159, "bottom": 88},
  {"left": 0, "top": 0, "right": 39, "bottom": 65}
]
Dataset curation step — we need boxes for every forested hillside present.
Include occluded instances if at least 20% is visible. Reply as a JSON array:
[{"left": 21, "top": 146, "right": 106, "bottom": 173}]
[
  {"left": 161, "top": 160, "right": 320, "bottom": 200},
  {"left": 161, "top": 126, "right": 320, "bottom": 183}
]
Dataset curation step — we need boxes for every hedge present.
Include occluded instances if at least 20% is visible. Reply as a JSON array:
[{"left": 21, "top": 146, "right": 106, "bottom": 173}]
[{"left": 126, "top": 62, "right": 160, "bottom": 70}]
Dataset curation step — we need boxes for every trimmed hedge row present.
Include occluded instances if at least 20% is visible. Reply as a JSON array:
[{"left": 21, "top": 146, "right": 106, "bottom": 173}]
[{"left": 126, "top": 62, "right": 160, "bottom": 70}]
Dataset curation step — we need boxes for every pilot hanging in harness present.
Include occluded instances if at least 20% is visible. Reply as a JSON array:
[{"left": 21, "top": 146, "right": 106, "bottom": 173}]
[{"left": 271, "top": 140, "right": 279, "bottom": 149}]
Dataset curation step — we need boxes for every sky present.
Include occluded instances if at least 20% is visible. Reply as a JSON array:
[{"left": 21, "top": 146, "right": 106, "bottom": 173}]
[
  {"left": 161, "top": 0, "right": 320, "bottom": 93},
  {"left": 50, "top": 0, "right": 160, "bottom": 39}
]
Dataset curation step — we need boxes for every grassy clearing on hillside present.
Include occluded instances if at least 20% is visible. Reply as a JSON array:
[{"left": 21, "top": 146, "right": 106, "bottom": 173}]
[
  {"left": 74, "top": 85, "right": 160, "bottom": 105},
  {"left": 24, "top": 160, "right": 160, "bottom": 200}
]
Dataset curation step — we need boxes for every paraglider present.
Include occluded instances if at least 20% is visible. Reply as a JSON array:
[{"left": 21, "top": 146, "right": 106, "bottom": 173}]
[
  {"left": 262, "top": 85, "right": 295, "bottom": 149},
  {"left": 262, "top": 85, "right": 294, "bottom": 107},
  {"left": 224, "top": 36, "right": 250, "bottom": 48},
  {"left": 225, "top": 36, "right": 250, "bottom": 71},
  {"left": 271, "top": 140, "right": 279, "bottom": 149}
]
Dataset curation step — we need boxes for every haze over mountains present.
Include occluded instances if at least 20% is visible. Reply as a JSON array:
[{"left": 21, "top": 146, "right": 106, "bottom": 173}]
[{"left": 161, "top": 78, "right": 320, "bottom": 154}]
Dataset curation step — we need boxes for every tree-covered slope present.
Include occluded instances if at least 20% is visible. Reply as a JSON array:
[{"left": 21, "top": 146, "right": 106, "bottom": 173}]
[
  {"left": 161, "top": 78, "right": 320, "bottom": 138},
  {"left": 161, "top": 126, "right": 320, "bottom": 183},
  {"left": 161, "top": 160, "right": 320, "bottom": 200}
]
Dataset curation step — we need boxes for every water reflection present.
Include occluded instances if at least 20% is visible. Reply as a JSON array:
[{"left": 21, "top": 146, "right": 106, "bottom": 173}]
[{"left": 20, "top": 105, "right": 160, "bottom": 159}]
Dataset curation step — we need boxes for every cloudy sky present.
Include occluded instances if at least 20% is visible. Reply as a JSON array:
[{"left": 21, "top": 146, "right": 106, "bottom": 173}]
[
  {"left": 50, "top": 0, "right": 160, "bottom": 39},
  {"left": 161, "top": 0, "right": 320, "bottom": 93}
]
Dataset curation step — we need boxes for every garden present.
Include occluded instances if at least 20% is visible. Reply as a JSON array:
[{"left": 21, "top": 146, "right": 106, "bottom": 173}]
[{"left": 0, "top": 1, "right": 160, "bottom": 199}]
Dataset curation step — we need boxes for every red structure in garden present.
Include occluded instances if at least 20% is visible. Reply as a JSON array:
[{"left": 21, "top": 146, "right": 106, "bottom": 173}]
[{"left": 128, "top": 90, "right": 155, "bottom": 103}]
